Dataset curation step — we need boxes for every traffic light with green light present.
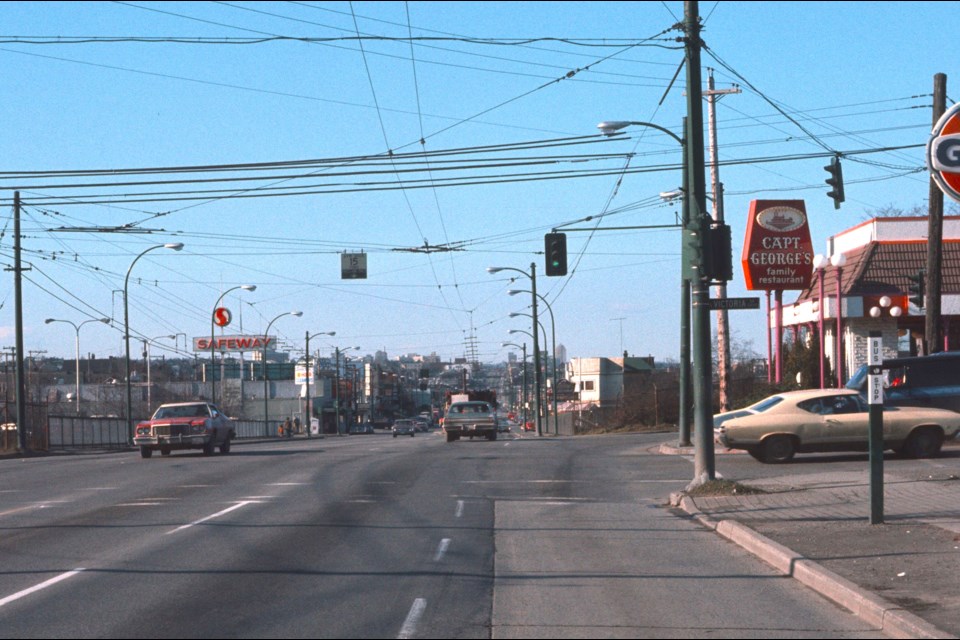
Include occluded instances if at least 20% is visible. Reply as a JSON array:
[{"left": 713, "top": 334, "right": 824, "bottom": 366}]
[{"left": 544, "top": 232, "right": 567, "bottom": 276}]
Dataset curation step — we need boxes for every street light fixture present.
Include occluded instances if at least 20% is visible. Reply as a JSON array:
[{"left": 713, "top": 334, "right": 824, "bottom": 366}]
[
  {"left": 831, "top": 253, "right": 848, "bottom": 388},
  {"left": 304, "top": 330, "right": 336, "bottom": 438},
  {"left": 262, "top": 311, "right": 303, "bottom": 432},
  {"left": 813, "top": 254, "right": 829, "bottom": 388},
  {"left": 334, "top": 346, "right": 361, "bottom": 435},
  {"left": 509, "top": 298, "right": 558, "bottom": 435},
  {"left": 487, "top": 264, "right": 543, "bottom": 436},
  {"left": 502, "top": 341, "right": 529, "bottom": 428},
  {"left": 210, "top": 285, "right": 257, "bottom": 407},
  {"left": 44, "top": 317, "right": 110, "bottom": 414},
  {"left": 599, "top": 109, "right": 716, "bottom": 483},
  {"left": 124, "top": 242, "right": 183, "bottom": 443}
]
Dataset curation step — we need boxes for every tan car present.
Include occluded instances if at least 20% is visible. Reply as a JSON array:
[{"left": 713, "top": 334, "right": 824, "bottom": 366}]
[{"left": 716, "top": 389, "right": 960, "bottom": 464}]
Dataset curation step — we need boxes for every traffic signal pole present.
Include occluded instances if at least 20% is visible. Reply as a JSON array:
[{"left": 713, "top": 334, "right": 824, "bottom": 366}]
[{"left": 684, "top": 1, "right": 716, "bottom": 485}]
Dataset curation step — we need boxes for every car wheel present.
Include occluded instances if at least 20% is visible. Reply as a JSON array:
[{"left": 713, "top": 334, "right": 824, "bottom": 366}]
[
  {"left": 446, "top": 432, "right": 457, "bottom": 443},
  {"left": 759, "top": 435, "right": 796, "bottom": 464},
  {"left": 219, "top": 438, "right": 231, "bottom": 455},
  {"left": 202, "top": 440, "right": 216, "bottom": 456},
  {"left": 160, "top": 447, "right": 172, "bottom": 456},
  {"left": 140, "top": 446, "right": 153, "bottom": 459},
  {"left": 901, "top": 427, "right": 943, "bottom": 459}
]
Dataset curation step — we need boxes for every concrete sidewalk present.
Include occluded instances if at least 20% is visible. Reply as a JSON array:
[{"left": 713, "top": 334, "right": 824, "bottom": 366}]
[{"left": 664, "top": 442, "right": 960, "bottom": 639}]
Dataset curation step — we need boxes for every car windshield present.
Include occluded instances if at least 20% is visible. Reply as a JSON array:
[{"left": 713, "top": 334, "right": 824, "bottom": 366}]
[{"left": 153, "top": 404, "right": 209, "bottom": 419}]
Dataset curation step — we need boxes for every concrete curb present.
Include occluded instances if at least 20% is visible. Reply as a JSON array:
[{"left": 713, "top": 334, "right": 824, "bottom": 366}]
[{"left": 669, "top": 492, "right": 956, "bottom": 640}]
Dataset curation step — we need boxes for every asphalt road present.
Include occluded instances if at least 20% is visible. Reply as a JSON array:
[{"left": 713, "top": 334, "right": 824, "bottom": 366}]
[{"left": 0, "top": 431, "right": 882, "bottom": 638}]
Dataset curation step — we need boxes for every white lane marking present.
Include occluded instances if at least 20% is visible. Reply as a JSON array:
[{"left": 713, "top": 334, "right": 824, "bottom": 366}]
[
  {"left": 0, "top": 504, "right": 50, "bottom": 517},
  {"left": 433, "top": 538, "right": 451, "bottom": 562},
  {"left": 167, "top": 501, "right": 256, "bottom": 534},
  {"left": 455, "top": 500, "right": 465, "bottom": 518},
  {"left": 117, "top": 503, "right": 166, "bottom": 507},
  {"left": 397, "top": 598, "right": 426, "bottom": 639},
  {"left": 0, "top": 569, "right": 85, "bottom": 608}
]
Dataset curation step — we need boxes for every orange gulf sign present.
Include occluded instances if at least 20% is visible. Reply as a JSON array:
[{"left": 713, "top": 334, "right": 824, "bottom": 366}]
[
  {"left": 928, "top": 102, "right": 960, "bottom": 203},
  {"left": 741, "top": 200, "right": 814, "bottom": 291}
]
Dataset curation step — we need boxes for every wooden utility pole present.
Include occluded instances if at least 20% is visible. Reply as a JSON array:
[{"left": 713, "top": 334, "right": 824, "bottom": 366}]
[
  {"left": 926, "top": 73, "right": 947, "bottom": 354},
  {"left": 12, "top": 193, "right": 28, "bottom": 451},
  {"left": 705, "top": 70, "right": 740, "bottom": 411}
]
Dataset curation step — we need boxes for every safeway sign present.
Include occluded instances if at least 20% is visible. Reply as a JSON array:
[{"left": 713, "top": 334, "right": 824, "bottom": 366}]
[
  {"left": 928, "top": 102, "right": 960, "bottom": 203},
  {"left": 741, "top": 200, "right": 814, "bottom": 291}
]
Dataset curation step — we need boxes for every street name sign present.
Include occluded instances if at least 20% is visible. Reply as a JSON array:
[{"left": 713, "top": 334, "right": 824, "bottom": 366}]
[{"left": 707, "top": 297, "right": 760, "bottom": 310}]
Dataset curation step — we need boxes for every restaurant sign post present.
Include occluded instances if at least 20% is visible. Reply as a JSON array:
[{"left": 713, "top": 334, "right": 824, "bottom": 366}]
[{"left": 742, "top": 200, "right": 814, "bottom": 383}]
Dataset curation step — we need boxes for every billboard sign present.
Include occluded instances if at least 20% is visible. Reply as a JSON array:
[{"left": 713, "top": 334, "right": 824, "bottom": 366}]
[
  {"left": 741, "top": 200, "right": 814, "bottom": 291},
  {"left": 928, "top": 102, "right": 960, "bottom": 203},
  {"left": 194, "top": 335, "right": 277, "bottom": 353}
]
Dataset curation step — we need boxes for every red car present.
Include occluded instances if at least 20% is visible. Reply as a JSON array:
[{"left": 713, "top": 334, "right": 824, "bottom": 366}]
[{"left": 134, "top": 402, "right": 235, "bottom": 458}]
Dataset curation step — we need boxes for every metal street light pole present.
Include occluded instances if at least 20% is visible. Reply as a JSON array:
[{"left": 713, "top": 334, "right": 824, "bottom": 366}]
[
  {"left": 304, "top": 330, "right": 336, "bottom": 438},
  {"left": 487, "top": 264, "right": 542, "bottom": 436},
  {"left": 599, "top": 120, "right": 692, "bottom": 448},
  {"left": 44, "top": 317, "right": 110, "bottom": 414},
  {"left": 211, "top": 285, "right": 256, "bottom": 406},
  {"left": 262, "top": 311, "right": 302, "bottom": 434},
  {"left": 508, "top": 328, "right": 543, "bottom": 433},
  {"left": 124, "top": 243, "right": 183, "bottom": 443}
]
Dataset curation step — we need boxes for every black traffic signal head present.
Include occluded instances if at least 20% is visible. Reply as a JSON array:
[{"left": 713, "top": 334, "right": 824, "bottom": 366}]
[
  {"left": 824, "top": 156, "right": 845, "bottom": 210},
  {"left": 907, "top": 270, "right": 926, "bottom": 308},
  {"left": 544, "top": 232, "right": 567, "bottom": 276}
]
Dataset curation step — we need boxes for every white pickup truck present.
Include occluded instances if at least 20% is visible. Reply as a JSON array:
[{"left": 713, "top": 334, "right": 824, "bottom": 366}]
[{"left": 443, "top": 401, "right": 497, "bottom": 442}]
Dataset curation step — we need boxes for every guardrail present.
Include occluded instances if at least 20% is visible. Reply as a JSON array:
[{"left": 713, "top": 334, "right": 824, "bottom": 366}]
[
  {"left": 48, "top": 416, "right": 128, "bottom": 449},
  {"left": 46, "top": 416, "right": 281, "bottom": 450}
]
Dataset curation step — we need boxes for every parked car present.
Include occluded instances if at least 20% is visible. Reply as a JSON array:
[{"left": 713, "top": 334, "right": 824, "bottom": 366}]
[
  {"left": 846, "top": 352, "right": 960, "bottom": 412},
  {"left": 713, "top": 395, "right": 784, "bottom": 442},
  {"left": 392, "top": 419, "right": 416, "bottom": 438},
  {"left": 134, "top": 402, "right": 234, "bottom": 458},
  {"left": 715, "top": 388, "right": 960, "bottom": 464}
]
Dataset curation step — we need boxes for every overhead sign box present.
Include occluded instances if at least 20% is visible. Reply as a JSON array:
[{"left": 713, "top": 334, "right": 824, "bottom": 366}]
[
  {"left": 341, "top": 253, "right": 367, "bottom": 279},
  {"left": 741, "top": 200, "right": 814, "bottom": 291}
]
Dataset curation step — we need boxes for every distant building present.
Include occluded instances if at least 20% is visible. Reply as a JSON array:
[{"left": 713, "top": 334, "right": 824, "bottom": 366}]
[{"left": 565, "top": 356, "right": 655, "bottom": 409}]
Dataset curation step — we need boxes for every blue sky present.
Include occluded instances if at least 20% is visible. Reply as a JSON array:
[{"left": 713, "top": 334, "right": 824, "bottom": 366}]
[{"left": 1, "top": 1, "right": 956, "bottom": 365}]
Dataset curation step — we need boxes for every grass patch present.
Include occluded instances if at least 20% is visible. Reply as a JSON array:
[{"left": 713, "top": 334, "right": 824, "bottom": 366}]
[{"left": 686, "top": 479, "right": 766, "bottom": 497}]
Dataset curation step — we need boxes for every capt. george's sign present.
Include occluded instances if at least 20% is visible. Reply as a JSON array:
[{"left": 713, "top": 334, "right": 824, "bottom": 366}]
[
  {"left": 741, "top": 200, "right": 814, "bottom": 291},
  {"left": 928, "top": 102, "right": 960, "bottom": 203}
]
